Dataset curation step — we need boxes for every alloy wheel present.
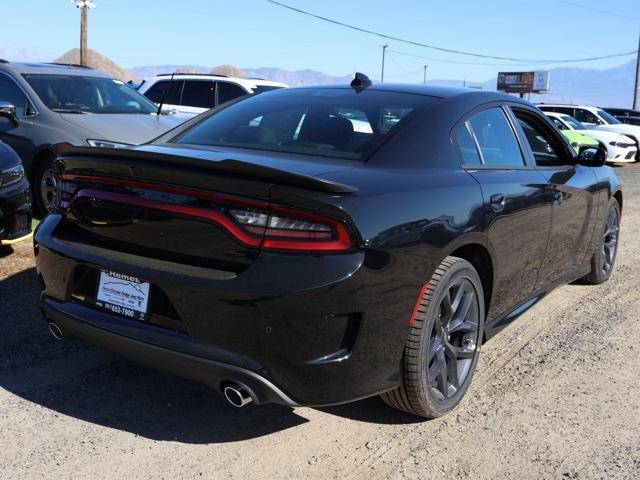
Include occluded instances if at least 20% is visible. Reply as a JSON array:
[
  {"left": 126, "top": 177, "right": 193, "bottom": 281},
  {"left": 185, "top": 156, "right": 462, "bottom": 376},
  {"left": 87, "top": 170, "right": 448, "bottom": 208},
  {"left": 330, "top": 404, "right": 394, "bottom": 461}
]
[
  {"left": 39, "top": 166, "right": 57, "bottom": 213},
  {"left": 427, "top": 278, "right": 480, "bottom": 401},
  {"left": 601, "top": 207, "right": 619, "bottom": 274}
]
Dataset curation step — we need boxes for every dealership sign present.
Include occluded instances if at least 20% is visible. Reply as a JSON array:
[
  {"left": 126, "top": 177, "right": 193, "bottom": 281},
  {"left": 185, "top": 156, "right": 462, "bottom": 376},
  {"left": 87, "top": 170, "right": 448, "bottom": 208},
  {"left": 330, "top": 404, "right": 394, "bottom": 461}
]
[{"left": 497, "top": 71, "right": 550, "bottom": 93}]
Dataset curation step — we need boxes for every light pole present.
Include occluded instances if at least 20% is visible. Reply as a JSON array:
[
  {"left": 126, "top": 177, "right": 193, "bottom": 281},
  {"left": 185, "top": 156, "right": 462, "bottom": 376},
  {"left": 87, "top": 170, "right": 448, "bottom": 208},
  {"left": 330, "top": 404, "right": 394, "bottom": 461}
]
[
  {"left": 73, "top": 0, "right": 96, "bottom": 66},
  {"left": 634, "top": 30, "right": 640, "bottom": 109},
  {"left": 380, "top": 44, "right": 388, "bottom": 83},
  {"left": 423, "top": 65, "right": 429, "bottom": 84}
]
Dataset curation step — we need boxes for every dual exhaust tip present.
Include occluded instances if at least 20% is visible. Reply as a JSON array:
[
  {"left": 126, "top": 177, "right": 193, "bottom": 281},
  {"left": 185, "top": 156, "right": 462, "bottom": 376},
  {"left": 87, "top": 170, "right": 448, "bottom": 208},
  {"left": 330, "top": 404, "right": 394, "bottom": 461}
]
[{"left": 47, "top": 318, "right": 256, "bottom": 409}]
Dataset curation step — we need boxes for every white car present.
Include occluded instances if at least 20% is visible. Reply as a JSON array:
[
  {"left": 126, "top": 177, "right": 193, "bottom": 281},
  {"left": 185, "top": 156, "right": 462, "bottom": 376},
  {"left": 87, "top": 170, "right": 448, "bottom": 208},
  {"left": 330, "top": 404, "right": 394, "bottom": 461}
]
[
  {"left": 138, "top": 73, "right": 286, "bottom": 117},
  {"left": 544, "top": 112, "right": 637, "bottom": 163},
  {"left": 538, "top": 104, "right": 640, "bottom": 160}
]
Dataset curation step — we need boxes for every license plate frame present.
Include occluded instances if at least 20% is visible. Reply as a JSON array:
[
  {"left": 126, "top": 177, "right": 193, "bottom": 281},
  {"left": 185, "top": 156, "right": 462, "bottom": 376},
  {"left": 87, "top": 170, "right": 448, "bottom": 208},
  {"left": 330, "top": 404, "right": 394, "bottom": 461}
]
[{"left": 95, "top": 270, "right": 150, "bottom": 321}]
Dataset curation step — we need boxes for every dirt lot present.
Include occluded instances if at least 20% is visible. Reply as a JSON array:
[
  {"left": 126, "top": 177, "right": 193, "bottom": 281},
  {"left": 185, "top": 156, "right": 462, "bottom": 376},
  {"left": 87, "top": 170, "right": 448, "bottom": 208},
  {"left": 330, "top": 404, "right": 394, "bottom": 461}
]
[{"left": 1, "top": 165, "right": 639, "bottom": 480}]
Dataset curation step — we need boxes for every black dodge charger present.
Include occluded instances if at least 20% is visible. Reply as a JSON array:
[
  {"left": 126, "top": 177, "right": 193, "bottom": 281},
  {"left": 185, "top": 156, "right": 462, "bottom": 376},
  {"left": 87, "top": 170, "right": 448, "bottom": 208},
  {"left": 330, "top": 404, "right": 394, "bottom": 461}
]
[{"left": 35, "top": 77, "right": 621, "bottom": 418}]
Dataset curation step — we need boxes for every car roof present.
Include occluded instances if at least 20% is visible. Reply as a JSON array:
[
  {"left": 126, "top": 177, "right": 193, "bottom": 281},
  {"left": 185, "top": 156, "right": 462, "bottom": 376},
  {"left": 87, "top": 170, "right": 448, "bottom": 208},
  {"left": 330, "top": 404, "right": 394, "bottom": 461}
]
[
  {"left": 289, "top": 82, "right": 524, "bottom": 102},
  {"left": 144, "top": 73, "right": 286, "bottom": 88},
  {"left": 0, "top": 61, "right": 112, "bottom": 77}
]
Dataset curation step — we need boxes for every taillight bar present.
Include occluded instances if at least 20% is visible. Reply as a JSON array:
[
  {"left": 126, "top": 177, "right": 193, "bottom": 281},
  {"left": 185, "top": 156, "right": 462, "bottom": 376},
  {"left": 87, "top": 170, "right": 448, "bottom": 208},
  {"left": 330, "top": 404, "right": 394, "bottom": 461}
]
[{"left": 64, "top": 175, "right": 354, "bottom": 253}]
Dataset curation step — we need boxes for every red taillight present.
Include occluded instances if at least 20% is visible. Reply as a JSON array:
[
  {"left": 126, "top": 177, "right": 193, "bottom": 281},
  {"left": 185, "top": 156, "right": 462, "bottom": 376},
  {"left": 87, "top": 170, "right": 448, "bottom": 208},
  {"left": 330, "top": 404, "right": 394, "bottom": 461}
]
[
  {"left": 61, "top": 175, "right": 354, "bottom": 253},
  {"left": 229, "top": 206, "right": 353, "bottom": 252}
]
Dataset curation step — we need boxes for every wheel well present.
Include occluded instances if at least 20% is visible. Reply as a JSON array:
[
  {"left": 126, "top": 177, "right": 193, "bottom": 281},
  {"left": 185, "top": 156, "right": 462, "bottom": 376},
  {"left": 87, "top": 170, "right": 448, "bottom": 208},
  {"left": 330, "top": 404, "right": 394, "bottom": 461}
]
[
  {"left": 30, "top": 149, "right": 54, "bottom": 183},
  {"left": 613, "top": 190, "right": 623, "bottom": 210},
  {"left": 450, "top": 244, "right": 493, "bottom": 317}
]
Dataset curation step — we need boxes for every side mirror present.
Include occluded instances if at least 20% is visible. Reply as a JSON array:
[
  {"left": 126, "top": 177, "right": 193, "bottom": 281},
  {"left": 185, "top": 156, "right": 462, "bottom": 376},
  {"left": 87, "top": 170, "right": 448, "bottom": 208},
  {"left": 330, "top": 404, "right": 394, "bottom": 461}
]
[
  {"left": 577, "top": 145, "right": 607, "bottom": 167},
  {"left": 0, "top": 102, "right": 19, "bottom": 126}
]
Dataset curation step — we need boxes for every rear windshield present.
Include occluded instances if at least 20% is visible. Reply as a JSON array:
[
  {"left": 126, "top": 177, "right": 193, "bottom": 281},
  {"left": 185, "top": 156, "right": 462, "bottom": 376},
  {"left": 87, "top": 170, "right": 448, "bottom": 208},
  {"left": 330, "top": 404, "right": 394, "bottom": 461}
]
[
  {"left": 23, "top": 74, "right": 158, "bottom": 114},
  {"left": 171, "top": 88, "right": 439, "bottom": 160}
]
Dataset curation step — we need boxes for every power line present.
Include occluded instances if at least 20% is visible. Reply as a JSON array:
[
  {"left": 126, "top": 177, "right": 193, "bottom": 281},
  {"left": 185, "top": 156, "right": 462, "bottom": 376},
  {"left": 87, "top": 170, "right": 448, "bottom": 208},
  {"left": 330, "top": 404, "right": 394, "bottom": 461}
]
[
  {"left": 556, "top": 0, "right": 640, "bottom": 21},
  {"left": 266, "top": 0, "right": 637, "bottom": 63},
  {"left": 388, "top": 49, "right": 561, "bottom": 67}
]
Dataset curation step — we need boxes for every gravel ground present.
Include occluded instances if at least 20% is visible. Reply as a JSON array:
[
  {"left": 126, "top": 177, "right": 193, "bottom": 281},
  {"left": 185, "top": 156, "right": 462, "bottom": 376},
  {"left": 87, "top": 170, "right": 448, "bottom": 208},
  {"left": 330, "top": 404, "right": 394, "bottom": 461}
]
[{"left": 1, "top": 165, "right": 639, "bottom": 480}]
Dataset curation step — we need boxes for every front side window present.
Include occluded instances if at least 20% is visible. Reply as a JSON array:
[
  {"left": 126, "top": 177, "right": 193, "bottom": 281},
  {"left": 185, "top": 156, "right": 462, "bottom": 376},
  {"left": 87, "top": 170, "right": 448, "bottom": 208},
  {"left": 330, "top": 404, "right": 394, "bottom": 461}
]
[
  {"left": 550, "top": 117, "right": 567, "bottom": 130},
  {"left": 514, "top": 113, "right": 566, "bottom": 167},
  {"left": 0, "top": 75, "right": 34, "bottom": 117},
  {"left": 23, "top": 74, "right": 158, "bottom": 114},
  {"left": 574, "top": 108, "right": 602, "bottom": 125},
  {"left": 467, "top": 107, "right": 525, "bottom": 167},
  {"left": 562, "top": 115, "right": 586, "bottom": 130},
  {"left": 181, "top": 80, "right": 215, "bottom": 108},
  {"left": 172, "top": 88, "right": 438, "bottom": 161}
]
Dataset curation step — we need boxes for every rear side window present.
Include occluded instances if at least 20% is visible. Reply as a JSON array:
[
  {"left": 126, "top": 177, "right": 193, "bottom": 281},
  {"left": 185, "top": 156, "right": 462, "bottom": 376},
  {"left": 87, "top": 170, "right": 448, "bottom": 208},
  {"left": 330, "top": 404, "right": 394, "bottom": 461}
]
[
  {"left": 144, "top": 80, "right": 183, "bottom": 105},
  {"left": 181, "top": 80, "right": 215, "bottom": 108},
  {"left": 453, "top": 122, "right": 482, "bottom": 165},
  {"left": 172, "top": 88, "right": 439, "bottom": 161},
  {"left": 217, "top": 81, "right": 248, "bottom": 104},
  {"left": 468, "top": 107, "right": 525, "bottom": 167}
]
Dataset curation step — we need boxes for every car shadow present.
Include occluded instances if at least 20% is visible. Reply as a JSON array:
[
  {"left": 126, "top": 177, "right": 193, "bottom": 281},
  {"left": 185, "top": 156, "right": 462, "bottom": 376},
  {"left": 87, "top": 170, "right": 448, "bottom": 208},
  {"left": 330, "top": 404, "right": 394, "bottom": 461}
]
[
  {"left": 0, "top": 267, "right": 308, "bottom": 444},
  {"left": 0, "top": 245, "right": 14, "bottom": 259}
]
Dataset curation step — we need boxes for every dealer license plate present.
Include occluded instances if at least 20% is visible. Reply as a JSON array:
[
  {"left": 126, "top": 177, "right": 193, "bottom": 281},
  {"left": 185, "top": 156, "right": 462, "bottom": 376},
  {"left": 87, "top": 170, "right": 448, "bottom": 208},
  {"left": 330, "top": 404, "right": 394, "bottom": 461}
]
[{"left": 95, "top": 270, "right": 150, "bottom": 320}]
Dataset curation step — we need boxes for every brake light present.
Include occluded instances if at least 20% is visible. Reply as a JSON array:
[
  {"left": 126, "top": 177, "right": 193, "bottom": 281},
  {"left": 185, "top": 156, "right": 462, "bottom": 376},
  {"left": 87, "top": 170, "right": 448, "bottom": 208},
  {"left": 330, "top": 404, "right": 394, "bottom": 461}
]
[{"left": 228, "top": 206, "right": 352, "bottom": 252}]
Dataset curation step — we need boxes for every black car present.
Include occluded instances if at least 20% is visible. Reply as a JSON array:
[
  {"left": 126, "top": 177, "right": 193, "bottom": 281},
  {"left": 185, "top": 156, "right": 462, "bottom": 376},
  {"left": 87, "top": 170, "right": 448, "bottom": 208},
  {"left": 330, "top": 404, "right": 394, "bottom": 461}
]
[
  {"left": 35, "top": 78, "right": 621, "bottom": 418},
  {"left": 601, "top": 107, "right": 640, "bottom": 125},
  {"left": 0, "top": 140, "right": 31, "bottom": 244}
]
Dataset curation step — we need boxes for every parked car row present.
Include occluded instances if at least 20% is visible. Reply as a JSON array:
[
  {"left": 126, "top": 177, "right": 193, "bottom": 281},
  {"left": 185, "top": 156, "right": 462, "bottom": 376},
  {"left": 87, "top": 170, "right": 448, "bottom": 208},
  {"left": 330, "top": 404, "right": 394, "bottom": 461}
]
[{"left": 538, "top": 103, "right": 640, "bottom": 161}]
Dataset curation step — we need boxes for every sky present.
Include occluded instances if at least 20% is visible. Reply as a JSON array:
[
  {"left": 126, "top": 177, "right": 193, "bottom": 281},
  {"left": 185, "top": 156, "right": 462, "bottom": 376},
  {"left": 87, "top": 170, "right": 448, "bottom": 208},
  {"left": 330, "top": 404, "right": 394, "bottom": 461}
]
[{"left": 1, "top": 0, "right": 639, "bottom": 82}]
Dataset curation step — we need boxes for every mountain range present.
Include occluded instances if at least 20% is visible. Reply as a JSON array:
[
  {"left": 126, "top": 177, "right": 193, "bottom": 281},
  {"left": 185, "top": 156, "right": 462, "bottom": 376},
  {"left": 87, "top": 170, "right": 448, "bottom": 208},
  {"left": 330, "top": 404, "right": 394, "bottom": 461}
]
[{"left": 128, "top": 61, "right": 637, "bottom": 108}]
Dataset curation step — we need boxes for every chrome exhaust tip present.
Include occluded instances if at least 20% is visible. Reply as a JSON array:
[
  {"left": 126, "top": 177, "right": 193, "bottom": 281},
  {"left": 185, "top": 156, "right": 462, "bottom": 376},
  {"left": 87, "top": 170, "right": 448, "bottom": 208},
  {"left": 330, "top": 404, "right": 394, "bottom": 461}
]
[
  {"left": 223, "top": 384, "right": 254, "bottom": 408},
  {"left": 48, "top": 321, "right": 64, "bottom": 340}
]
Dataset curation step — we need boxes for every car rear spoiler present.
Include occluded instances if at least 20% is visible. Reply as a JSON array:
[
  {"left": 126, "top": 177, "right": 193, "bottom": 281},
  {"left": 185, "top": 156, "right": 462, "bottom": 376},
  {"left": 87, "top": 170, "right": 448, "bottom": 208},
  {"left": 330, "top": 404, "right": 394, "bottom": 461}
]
[{"left": 51, "top": 143, "right": 358, "bottom": 194}]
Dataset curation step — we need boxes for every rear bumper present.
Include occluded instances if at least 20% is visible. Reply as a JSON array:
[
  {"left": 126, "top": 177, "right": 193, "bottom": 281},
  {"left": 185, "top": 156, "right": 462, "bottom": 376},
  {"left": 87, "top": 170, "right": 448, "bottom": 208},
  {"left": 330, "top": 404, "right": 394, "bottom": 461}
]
[
  {"left": 0, "top": 179, "right": 31, "bottom": 242},
  {"left": 41, "top": 298, "right": 299, "bottom": 406},
  {"left": 35, "top": 214, "right": 421, "bottom": 406}
]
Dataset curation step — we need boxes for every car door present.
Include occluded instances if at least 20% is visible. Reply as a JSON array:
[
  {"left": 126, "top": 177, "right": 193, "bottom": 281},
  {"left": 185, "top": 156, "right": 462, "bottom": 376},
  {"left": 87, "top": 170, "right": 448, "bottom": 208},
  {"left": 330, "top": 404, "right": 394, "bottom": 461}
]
[
  {"left": 454, "top": 106, "right": 553, "bottom": 320},
  {"left": 510, "top": 106, "right": 598, "bottom": 288},
  {"left": 0, "top": 73, "right": 39, "bottom": 171}
]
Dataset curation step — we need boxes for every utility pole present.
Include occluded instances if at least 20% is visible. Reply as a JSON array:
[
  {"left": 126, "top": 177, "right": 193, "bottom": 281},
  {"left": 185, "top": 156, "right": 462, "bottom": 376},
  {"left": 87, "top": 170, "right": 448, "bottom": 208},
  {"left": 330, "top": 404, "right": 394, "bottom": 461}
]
[
  {"left": 423, "top": 65, "right": 429, "bottom": 84},
  {"left": 634, "top": 30, "right": 640, "bottom": 109},
  {"left": 380, "top": 44, "right": 388, "bottom": 83},
  {"left": 73, "top": 1, "right": 96, "bottom": 66}
]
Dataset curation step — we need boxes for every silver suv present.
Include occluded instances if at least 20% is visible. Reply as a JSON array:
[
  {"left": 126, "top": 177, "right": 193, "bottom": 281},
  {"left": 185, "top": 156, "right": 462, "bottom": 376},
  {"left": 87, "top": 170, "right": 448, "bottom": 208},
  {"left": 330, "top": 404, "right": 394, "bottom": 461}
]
[{"left": 0, "top": 60, "right": 184, "bottom": 213}]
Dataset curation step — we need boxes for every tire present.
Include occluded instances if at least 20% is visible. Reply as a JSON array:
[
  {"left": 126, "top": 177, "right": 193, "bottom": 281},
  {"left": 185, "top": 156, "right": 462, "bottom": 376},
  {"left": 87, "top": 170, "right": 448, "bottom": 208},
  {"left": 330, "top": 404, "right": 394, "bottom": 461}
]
[
  {"left": 584, "top": 200, "right": 620, "bottom": 285},
  {"left": 381, "top": 256, "right": 485, "bottom": 418},
  {"left": 33, "top": 156, "right": 56, "bottom": 217}
]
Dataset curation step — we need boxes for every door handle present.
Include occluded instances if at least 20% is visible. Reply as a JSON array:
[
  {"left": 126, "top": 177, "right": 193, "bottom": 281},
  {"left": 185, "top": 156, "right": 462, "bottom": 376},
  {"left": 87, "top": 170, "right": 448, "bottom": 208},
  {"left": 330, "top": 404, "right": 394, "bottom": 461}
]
[
  {"left": 554, "top": 191, "right": 563, "bottom": 207},
  {"left": 490, "top": 193, "right": 506, "bottom": 212}
]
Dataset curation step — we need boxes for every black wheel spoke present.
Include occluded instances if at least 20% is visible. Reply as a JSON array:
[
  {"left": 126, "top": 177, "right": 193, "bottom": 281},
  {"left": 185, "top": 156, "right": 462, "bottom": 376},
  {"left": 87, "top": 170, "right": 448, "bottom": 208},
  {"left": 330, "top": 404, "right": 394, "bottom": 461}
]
[{"left": 446, "top": 342, "right": 475, "bottom": 360}]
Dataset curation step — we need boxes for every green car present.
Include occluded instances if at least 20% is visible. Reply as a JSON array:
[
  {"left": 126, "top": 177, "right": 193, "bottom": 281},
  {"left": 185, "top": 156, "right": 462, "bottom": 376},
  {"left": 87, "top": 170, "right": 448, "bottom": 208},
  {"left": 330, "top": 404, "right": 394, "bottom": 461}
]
[{"left": 559, "top": 127, "right": 599, "bottom": 152}]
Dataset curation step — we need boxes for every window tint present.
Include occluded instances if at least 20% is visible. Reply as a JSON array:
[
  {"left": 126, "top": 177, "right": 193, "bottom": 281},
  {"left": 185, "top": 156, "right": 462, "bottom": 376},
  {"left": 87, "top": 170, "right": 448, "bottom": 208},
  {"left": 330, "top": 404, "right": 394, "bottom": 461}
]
[
  {"left": 468, "top": 107, "right": 525, "bottom": 167},
  {"left": 217, "top": 81, "right": 248, "bottom": 105},
  {"left": 454, "top": 122, "right": 481, "bottom": 165},
  {"left": 0, "top": 75, "right": 32, "bottom": 116},
  {"left": 181, "top": 80, "right": 215, "bottom": 108},
  {"left": 515, "top": 115, "right": 566, "bottom": 167},
  {"left": 173, "top": 88, "right": 438, "bottom": 161},
  {"left": 143, "top": 80, "right": 182, "bottom": 104},
  {"left": 550, "top": 117, "right": 566, "bottom": 130},
  {"left": 574, "top": 108, "right": 601, "bottom": 125}
]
